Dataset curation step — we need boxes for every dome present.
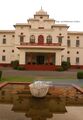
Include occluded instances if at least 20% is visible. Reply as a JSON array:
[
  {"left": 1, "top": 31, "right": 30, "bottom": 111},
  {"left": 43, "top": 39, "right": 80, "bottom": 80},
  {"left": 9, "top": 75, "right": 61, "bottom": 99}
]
[{"left": 35, "top": 7, "right": 48, "bottom": 16}]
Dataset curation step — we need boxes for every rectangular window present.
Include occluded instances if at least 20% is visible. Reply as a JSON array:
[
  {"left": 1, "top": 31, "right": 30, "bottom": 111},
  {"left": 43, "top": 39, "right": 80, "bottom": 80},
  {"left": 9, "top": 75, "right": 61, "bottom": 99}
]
[
  {"left": 67, "top": 57, "right": 70, "bottom": 63},
  {"left": 76, "top": 57, "right": 79, "bottom": 64},
  {"left": 3, "top": 38, "right": 6, "bottom": 44},
  {"left": 2, "top": 56, "right": 6, "bottom": 61},
  {"left": 76, "top": 40, "right": 80, "bottom": 47},
  {"left": 20, "top": 36, "right": 24, "bottom": 43},
  {"left": 67, "top": 40, "right": 71, "bottom": 47},
  {"left": 58, "top": 37, "right": 62, "bottom": 43}
]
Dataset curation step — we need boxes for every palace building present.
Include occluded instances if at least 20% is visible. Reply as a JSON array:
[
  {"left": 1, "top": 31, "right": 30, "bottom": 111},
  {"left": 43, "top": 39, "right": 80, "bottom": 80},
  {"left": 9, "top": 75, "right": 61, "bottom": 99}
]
[{"left": 0, "top": 8, "right": 83, "bottom": 70}]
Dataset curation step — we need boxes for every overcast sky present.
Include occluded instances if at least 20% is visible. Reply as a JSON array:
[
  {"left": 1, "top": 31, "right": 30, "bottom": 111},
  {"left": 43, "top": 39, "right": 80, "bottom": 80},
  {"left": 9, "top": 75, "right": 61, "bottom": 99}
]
[{"left": 0, "top": 0, "right": 83, "bottom": 31}]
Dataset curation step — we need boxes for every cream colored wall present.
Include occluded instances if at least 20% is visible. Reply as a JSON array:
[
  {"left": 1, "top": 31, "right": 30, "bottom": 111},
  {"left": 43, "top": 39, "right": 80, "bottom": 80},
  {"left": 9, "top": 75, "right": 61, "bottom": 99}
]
[
  {"left": 0, "top": 32, "right": 16, "bottom": 63},
  {"left": 67, "top": 34, "right": 83, "bottom": 65},
  {"left": 0, "top": 10, "right": 83, "bottom": 66},
  {"left": 28, "top": 15, "right": 55, "bottom": 29}
]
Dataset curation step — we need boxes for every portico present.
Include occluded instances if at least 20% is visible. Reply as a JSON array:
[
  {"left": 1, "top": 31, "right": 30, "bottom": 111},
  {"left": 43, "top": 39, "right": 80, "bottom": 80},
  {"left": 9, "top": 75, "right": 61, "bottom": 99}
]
[{"left": 17, "top": 43, "right": 64, "bottom": 70}]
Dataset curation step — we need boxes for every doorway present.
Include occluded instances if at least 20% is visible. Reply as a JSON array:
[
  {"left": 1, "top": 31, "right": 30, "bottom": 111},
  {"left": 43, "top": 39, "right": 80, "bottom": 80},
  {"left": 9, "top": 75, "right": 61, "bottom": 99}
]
[
  {"left": 37, "top": 56, "right": 44, "bottom": 64},
  {"left": 38, "top": 35, "right": 44, "bottom": 44}
]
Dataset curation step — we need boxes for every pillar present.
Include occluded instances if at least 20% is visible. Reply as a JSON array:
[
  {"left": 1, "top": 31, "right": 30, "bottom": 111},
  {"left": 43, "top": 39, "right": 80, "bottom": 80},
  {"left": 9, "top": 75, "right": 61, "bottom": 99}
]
[
  {"left": 19, "top": 50, "right": 25, "bottom": 65},
  {"left": 48, "top": 53, "right": 51, "bottom": 64},
  {"left": 55, "top": 51, "right": 61, "bottom": 66}
]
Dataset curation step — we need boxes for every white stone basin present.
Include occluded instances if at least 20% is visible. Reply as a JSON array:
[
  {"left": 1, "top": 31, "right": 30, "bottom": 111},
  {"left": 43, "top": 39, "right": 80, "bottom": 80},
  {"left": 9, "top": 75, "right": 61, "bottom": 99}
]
[{"left": 29, "top": 81, "right": 49, "bottom": 97}]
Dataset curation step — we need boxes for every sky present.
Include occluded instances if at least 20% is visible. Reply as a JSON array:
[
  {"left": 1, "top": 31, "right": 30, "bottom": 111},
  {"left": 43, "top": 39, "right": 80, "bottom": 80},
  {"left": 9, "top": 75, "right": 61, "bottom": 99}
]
[{"left": 0, "top": 0, "right": 83, "bottom": 31}]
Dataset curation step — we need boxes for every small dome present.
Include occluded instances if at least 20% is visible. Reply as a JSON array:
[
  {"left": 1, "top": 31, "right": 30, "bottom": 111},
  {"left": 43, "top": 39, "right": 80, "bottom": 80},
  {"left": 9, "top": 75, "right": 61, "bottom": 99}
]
[{"left": 36, "top": 7, "right": 48, "bottom": 16}]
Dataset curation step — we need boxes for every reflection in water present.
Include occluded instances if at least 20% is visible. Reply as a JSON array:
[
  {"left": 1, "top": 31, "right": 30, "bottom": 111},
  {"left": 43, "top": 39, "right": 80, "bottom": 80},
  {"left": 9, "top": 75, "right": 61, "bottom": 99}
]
[
  {"left": 0, "top": 84, "right": 83, "bottom": 120},
  {"left": 12, "top": 95, "right": 67, "bottom": 120}
]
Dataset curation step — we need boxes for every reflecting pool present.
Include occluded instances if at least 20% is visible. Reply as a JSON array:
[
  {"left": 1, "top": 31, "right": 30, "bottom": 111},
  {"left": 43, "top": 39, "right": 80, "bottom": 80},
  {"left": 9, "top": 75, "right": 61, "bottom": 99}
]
[{"left": 0, "top": 83, "right": 83, "bottom": 120}]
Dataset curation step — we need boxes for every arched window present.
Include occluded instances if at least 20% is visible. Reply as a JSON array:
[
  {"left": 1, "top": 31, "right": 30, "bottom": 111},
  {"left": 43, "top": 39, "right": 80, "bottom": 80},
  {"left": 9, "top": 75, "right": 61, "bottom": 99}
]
[
  {"left": 30, "top": 35, "right": 35, "bottom": 43},
  {"left": 38, "top": 35, "right": 44, "bottom": 44},
  {"left": 46, "top": 35, "right": 52, "bottom": 43}
]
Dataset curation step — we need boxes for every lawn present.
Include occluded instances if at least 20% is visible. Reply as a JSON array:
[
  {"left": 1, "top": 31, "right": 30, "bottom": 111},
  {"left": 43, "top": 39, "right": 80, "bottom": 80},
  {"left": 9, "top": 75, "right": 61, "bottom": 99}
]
[
  {"left": 0, "top": 76, "right": 83, "bottom": 88},
  {"left": 0, "top": 76, "right": 34, "bottom": 83},
  {"left": 0, "top": 76, "right": 76, "bottom": 83}
]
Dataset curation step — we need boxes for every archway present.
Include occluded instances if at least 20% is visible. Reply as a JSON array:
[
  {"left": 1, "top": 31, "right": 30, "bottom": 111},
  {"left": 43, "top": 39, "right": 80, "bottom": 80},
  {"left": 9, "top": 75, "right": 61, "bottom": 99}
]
[{"left": 38, "top": 35, "right": 44, "bottom": 44}]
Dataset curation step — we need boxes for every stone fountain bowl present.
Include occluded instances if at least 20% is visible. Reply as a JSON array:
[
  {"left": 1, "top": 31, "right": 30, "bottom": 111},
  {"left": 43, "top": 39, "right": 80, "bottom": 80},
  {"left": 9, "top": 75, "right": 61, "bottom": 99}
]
[{"left": 29, "top": 81, "right": 49, "bottom": 97}]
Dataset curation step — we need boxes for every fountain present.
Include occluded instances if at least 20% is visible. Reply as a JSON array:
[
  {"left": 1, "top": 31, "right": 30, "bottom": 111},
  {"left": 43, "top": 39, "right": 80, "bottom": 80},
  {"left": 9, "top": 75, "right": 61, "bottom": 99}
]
[{"left": 29, "top": 81, "right": 49, "bottom": 97}]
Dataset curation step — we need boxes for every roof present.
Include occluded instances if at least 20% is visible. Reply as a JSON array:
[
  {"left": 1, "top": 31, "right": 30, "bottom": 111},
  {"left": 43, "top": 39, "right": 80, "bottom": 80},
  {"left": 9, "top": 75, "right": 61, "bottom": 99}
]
[
  {"left": 68, "top": 31, "right": 83, "bottom": 35},
  {"left": 0, "top": 30, "right": 15, "bottom": 33}
]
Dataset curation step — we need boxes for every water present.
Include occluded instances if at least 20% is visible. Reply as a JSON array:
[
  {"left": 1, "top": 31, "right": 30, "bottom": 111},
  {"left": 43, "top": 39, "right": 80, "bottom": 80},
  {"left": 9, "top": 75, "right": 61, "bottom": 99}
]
[{"left": 0, "top": 83, "right": 83, "bottom": 120}]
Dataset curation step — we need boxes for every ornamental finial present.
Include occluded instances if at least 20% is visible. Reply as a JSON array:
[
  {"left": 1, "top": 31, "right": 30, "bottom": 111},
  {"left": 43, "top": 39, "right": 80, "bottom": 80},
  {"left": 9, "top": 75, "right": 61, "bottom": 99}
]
[{"left": 41, "top": 6, "right": 42, "bottom": 10}]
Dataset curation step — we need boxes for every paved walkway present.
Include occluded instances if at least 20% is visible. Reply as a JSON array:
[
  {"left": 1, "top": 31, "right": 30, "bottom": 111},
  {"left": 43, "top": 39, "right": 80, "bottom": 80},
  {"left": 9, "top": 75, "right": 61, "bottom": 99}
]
[
  {"left": 1, "top": 68, "right": 83, "bottom": 87},
  {"left": 1, "top": 68, "right": 78, "bottom": 79}
]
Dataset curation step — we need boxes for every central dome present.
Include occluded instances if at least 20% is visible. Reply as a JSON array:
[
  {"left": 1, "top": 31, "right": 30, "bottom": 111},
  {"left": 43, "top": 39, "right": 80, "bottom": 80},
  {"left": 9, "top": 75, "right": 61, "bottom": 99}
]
[{"left": 36, "top": 7, "right": 48, "bottom": 16}]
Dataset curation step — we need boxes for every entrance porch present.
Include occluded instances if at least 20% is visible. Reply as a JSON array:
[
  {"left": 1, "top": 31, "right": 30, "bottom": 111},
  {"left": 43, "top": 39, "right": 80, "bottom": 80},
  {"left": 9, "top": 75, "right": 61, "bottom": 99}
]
[
  {"left": 25, "top": 53, "right": 56, "bottom": 70},
  {"left": 25, "top": 53, "right": 55, "bottom": 65}
]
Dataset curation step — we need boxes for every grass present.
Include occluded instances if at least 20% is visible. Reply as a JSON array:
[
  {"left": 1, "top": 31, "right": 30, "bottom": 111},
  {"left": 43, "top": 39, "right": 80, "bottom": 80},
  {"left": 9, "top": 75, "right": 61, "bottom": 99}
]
[
  {"left": 0, "top": 76, "right": 34, "bottom": 82},
  {"left": 0, "top": 76, "right": 83, "bottom": 88},
  {"left": 0, "top": 76, "right": 77, "bottom": 83}
]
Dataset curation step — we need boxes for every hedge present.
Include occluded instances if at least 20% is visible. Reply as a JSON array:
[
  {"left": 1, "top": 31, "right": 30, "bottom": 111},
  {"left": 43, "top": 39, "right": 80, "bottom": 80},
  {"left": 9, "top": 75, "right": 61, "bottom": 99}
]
[
  {"left": 77, "top": 71, "right": 83, "bottom": 79},
  {"left": 0, "top": 71, "right": 2, "bottom": 80}
]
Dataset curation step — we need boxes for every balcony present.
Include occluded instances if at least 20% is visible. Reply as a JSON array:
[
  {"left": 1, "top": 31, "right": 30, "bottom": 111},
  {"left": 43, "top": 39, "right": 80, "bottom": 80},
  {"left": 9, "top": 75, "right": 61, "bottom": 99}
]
[
  {"left": 17, "top": 42, "right": 64, "bottom": 50},
  {"left": 20, "top": 42, "right": 61, "bottom": 46}
]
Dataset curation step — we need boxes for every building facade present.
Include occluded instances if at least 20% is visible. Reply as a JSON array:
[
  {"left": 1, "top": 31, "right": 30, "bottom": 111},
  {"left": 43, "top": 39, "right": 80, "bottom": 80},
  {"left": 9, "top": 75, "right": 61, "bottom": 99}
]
[{"left": 0, "top": 8, "right": 83, "bottom": 70}]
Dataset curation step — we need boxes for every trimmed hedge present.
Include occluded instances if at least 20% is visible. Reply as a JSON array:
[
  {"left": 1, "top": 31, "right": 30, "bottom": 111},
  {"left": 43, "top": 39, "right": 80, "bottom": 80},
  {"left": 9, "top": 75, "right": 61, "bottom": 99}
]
[
  {"left": 61, "top": 61, "right": 71, "bottom": 70},
  {"left": 0, "top": 71, "right": 2, "bottom": 80},
  {"left": 11, "top": 60, "right": 19, "bottom": 69},
  {"left": 56, "top": 67, "right": 64, "bottom": 71},
  {"left": 77, "top": 71, "right": 83, "bottom": 79},
  {"left": 16, "top": 66, "right": 25, "bottom": 70}
]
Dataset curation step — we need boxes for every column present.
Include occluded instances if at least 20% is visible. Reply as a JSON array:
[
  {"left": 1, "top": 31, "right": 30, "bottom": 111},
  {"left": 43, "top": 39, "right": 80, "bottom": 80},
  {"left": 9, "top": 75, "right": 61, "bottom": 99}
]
[
  {"left": 19, "top": 50, "right": 25, "bottom": 65},
  {"left": 48, "top": 53, "right": 51, "bottom": 64},
  {"left": 30, "top": 53, "right": 32, "bottom": 64},
  {"left": 55, "top": 51, "right": 61, "bottom": 66}
]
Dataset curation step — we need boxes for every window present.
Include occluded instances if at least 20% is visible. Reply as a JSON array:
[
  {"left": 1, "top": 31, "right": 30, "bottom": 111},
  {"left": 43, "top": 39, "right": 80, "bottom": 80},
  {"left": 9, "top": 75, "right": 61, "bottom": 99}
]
[
  {"left": 30, "top": 35, "right": 35, "bottom": 43},
  {"left": 3, "top": 38, "right": 6, "bottom": 44},
  {"left": 67, "top": 57, "right": 70, "bottom": 63},
  {"left": 67, "top": 40, "right": 71, "bottom": 47},
  {"left": 3, "top": 35, "right": 6, "bottom": 37},
  {"left": 19, "top": 33, "right": 24, "bottom": 43},
  {"left": 46, "top": 35, "right": 52, "bottom": 44},
  {"left": 77, "top": 36, "right": 79, "bottom": 39},
  {"left": 38, "top": 27, "right": 44, "bottom": 29},
  {"left": 76, "top": 51, "right": 79, "bottom": 54},
  {"left": 76, "top": 40, "right": 80, "bottom": 47},
  {"left": 40, "top": 16, "right": 43, "bottom": 19},
  {"left": 67, "top": 51, "right": 70, "bottom": 54},
  {"left": 12, "top": 35, "right": 15, "bottom": 37},
  {"left": 20, "top": 36, "right": 24, "bottom": 43},
  {"left": 76, "top": 57, "right": 79, "bottom": 64},
  {"left": 67, "top": 36, "right": 70, "bottom": 39},
  {"left": 21, "top": 32, "right": 23, "bottom": 35},
  {"left": 12, "top": 50, "right": 14, "bottom": 53},
  {"left": 38, "top": 35, "right": 44, "bottom": 44},
  {"left": 3, "top": 50, "right": 5, "bottom": 52},
  {"left": 2, "top": 56, "right": 6, "bottom": 61},
  {"left": 58, "top": 37, "right": 62, "bottom": 43}
]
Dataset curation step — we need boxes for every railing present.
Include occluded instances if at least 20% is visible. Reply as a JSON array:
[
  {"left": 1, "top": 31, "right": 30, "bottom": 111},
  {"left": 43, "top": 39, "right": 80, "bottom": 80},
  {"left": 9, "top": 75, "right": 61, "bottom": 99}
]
[{"left": 20, "top": 42, "right": 61, "bottom": 46}]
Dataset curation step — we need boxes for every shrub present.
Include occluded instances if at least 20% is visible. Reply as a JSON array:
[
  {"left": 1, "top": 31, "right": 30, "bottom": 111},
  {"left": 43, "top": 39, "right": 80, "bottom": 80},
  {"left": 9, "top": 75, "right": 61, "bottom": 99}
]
[
  {"left": 77, "top": 71, "right": 83, "bottom": 79},
  {"left": 61, "top": 61, "right": 71, "bottom": 70},
  {"left": 16, "top": 66, "right": 25, "bottom": 70},
  {"left": 0, "top": 71, "right": 2, "bottom": 80},
  {"left": 56, "top": 67, "right": 64, "bottom": 71},
  {"left": 11, "top": 60, "right": 19, "bottom": 69}
]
